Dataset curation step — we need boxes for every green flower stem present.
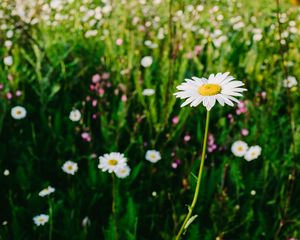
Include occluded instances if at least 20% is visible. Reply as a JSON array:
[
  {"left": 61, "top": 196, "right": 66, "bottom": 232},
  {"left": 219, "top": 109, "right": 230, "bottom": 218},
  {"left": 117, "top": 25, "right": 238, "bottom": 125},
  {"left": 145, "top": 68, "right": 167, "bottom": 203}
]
[
  {"left": 175, "top": 110, "right": 210, "bottom": 240},
  {"left": 112, "top": 174, "right": 119, "bottom": 240},
  {"left": 48, "top": 198, "right": 53, "bottom": 240}
]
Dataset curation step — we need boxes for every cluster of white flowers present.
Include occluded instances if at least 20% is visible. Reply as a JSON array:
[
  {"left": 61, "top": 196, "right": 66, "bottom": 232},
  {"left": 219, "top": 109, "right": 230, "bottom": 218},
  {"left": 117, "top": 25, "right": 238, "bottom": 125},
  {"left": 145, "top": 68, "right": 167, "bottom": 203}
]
[
  {"left": 283, "top": 76, "right": 298, "bottom": 89},
  {"left": 231, "top": 140, "right": 262, "bottom": 161},
  {"left": 98, "top": 152, "right": 131, "bottom": 179}
]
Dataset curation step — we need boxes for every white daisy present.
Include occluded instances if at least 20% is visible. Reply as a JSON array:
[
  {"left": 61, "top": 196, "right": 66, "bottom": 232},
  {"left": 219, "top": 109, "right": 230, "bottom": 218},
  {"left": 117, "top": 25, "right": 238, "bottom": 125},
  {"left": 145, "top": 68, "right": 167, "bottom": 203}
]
[
  {"left": 69, "top": 109, "right": 81, "bottom": 122},
  {"left": 174, "top": 72, "right": 247, "bottom": 111},
  {"left": 231, "top": 140, "right": 248, "bottom": 157},
  {"left": 141, "top": 56, "right": 153, "bottom": 67},
  {"left": 283, "top": 76, "right": 297, "bottom": 88},
  {"left": 145, "top": 150, "right": 161, "bottom": 163},
  {"left": 4, "top": 56, "right": 13, "bottom": 66},
  {"left": 11, "top": 106, "right": 27, "bottom": 120},
  {"left": 62, "top": 161, "right": 78, "bottom": 175},
  {"left": 98, "top": 152, "right": 127, "bottom": 173},
  {"left": 33, "top": 214, "right": 49, "bottom": 226},
  {"left": 115, "top": 165, "right": 131, "bottom": 179},
  {"left": 38, "top": 186, "right": 55, "bottom": 197},
  {"left": 244, "top": 145, "right": 262, "bottom": 161},
  {"left": 142, "top": 88, "right": 155, "bottom": 96}
]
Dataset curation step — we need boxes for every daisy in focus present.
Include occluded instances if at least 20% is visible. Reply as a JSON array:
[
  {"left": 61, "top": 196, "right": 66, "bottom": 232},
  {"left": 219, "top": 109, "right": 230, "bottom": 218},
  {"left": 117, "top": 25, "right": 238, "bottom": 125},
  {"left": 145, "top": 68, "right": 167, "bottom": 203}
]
[
  {"left": 98, "top": 152, "right": 127, "bottom": 173},
  {"left": 11, "top": 106, "right": 27, "bottom": 120},
  {"left": 33, "top": 214, "right": 49, "bottom": 226},
  {"left": 38, "top": 186, "right": 55, "bottom": 197},
  {"left": 244, "top": 145, "right": 262, "bottom": 161},
  {"left": 174, "top": 72, "right": 247, "bottom": 111},
  {"left": 62, "top": 161, "right": 78, "bottom": 175},
  {"left": 145, "top": 150, "right": 161, "bottom": 163},
  {"left": 231, "top": 140, "right": 248, "bottom": 157}
]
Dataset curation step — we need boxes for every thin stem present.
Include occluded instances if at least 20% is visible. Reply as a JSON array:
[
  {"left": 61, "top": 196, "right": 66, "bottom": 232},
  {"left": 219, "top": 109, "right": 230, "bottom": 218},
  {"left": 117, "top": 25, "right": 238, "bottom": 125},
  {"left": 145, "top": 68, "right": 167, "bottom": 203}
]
[
  {"left": 48, "top": 198, "right": 53, "bottom": 240},
  {"left": 111, "top": 174, "right": 119, "bottom": 240},
  {"left": 175, "top": 110, "right": 210, "bottom": 240}
]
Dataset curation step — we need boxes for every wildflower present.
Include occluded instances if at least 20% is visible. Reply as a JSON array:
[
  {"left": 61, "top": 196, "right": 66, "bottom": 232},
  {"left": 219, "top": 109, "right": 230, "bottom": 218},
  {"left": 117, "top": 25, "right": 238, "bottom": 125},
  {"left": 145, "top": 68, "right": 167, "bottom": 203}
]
[
  {"left": 145, "top": 150, "right": 161, "bottom": 163},
  {"left": 283, "top": 76, "right": 297, "bottom": 88},
  {"left": 231, "top": 140, "right": 248, "bottom": 157},
  {"left": 62, "top": 161, "right": 78, "bottom": 175},
  {"left": 82, "top": 216, "right": 91, "bottom": 228},
  {"left": 81, "top": 132, "right": 91, "bottom": 142},
  {"left": 98, "top": 152, "right": 127, "bottom": 173},
  {"left": 4, "top": 56, "right": 13, "bottom": 66},
  {"left": 3, "top": 169, "right": 10, "bottom": 176},
  {"left": 69, "top": 109, "right": 81, "bottom": 122},
  {"left": 115, "top": 165, "right": 131, "bottom": 178},
  {"left": 250, "top": 190, "right": 256, "bottom": 195},
  {"left": 174, "top": 72, "right": 247, "bottom": 111},
  {"left": 141, "top": 56, "right": 153, "bottom": 67},
  {"left": 172, "top": 116, "right": 179, "bottom": 124},
  {"left": 244, "top": 145, "right": 262, "bottom": 161},
  {"left": 207, "top": 133, "right": 217, "bottom": 152},
  {"left": 33, "top": 214, "right": 49, "bottom": 226},
  {"left": 11, "top": 106, "right": 27, "bottom": 120},
  {"left": 142, "top": 89, "right": 155, "bottom": 96},
  {"left": 184, "top": 134, "right": 191, "bottom": 142},
  {"left": 38, "top": 186, "right": 55, "bottom": 197},
  {"left": 92, "top": 74, "right": 101, "bottom": 83},
  {"left": 116, "top": 38, "right": 123, "bottom": 45},
  {"left": 241, "top": 129, "right": 249, "bottom": 136}
]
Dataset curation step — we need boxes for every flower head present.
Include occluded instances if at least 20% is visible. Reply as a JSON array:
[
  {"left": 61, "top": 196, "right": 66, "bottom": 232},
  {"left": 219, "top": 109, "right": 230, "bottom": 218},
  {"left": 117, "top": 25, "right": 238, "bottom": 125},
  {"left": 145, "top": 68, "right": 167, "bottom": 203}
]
[
  {"left": 231, "top": 140, "right": 248, "bottom": 157},
  {"left": 98, "top": 152, "right": 127, "bottom": 173},
  {"left": 145, "top": 150, "right": 161, "bottom": 163},
  {"left": 62, "top": 161, "right": 78, "bottom": 175},
  {"left": 38, "top": 186, "right": 55, "bottom": 197},
  {"left": 174, "top": 72, "right": 247, "bottom": 111},
  {"left": 283, "top": 76, "right": 297, "bottom": 88},
  {"left": 141, "top": 56, "right": 153, "bottom": 67},
  {"left": 244, "top": 145, "right": 262, "bottom": 161},
  {"left": 33, "top": 214, "right": 49, "bottom": 226},
  {"left": 69, "top": 109, "right": 81, "bottom": 122},
  {"left": 142, "top": 88, "right": 155, "bottom": 96},
  {"left": 11, "top": 106, "right": 27, "bottom": 120},
  {"left": 115, "top": 165, "right": 131, "bottom": 179}
]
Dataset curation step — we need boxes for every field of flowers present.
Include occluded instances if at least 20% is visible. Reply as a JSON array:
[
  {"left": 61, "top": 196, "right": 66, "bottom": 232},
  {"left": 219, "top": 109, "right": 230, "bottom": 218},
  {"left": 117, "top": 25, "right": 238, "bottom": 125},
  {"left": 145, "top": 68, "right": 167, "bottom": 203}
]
[{"left": 1, "top": 0, "right": 300, "bottom": 239}]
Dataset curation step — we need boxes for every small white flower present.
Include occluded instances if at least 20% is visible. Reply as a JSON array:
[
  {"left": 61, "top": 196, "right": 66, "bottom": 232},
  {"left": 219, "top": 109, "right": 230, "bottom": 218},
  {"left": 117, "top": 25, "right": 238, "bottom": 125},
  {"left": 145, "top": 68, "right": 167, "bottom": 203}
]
[
  {"left": 33, "top": 214, "right": 49, "bottom": 226},
  {"left": 98, "top": 152, "right": 127, "bottom": 173},
  {"left": 250, "top": 190, "right": 256, "bottom": 196},
  {"left": 62, "top": 161, "right": 78, "bottom": 175},
  {"left": 82, "top": 216, "right": 91, "bottom": 228},
  {"left": 38, "top": 186, "right": 55, "bottom": 197},
  {"left": 115, "top": 165, "right": 131, "bottom": 178},
  {"left": 69, "top": 109, "right": 81, "bottom": 122},
  {"left": 231, "top": 140, "right": 248, "bottom": 157},
  {"left": 4, "top": 56, "right": 13, "bottom": 66},
  {"left": 174, "top": 72, "right": 247, "bottom": 111},
  {"left": 145, "top": 150, "right": 161, "bottom": 163},
  {"left": 142, "top": 88, "right": 155, "bottom": 96},
  {"left": 244, "top": 145, "right": 262, "bottom": 161},
  {"left": 6, "top": 30, "right": 14, "bottom": 38},
  {"left": 283, "top": 76, "right": 297, "bottom": 88},
  {"left": 3, "top": 169, "right": 10, "bottom": 176},
  {"left": 11, "top": 106, "right": 27, "bottom": 120},
  {"left": 141, "top": 56, "right": 153, "bottom": 67},
  {"left": 4, "top": 40, "right": 12, "bottom": 48}
]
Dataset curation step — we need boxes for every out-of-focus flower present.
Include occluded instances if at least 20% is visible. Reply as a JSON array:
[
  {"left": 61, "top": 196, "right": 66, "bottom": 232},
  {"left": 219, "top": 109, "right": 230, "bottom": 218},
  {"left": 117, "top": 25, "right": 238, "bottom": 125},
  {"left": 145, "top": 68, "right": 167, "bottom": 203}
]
[
  {"left": 98, "top": 152, "right": 127, "bottom": 173},
  {"left": 4, "top": 56, "right": 13, "bottom": 66},
  {"left": 145, "top": 150, "right": 161, "bottom": 163},
  {"left": 38, "top": 186, "right": 55, "bottom": 197},
  {"left": 69, "top": 109, "right": 81, "bottom": 122},
  {"left": 81, "top": 132, "right": 91, "bottom": 142},
  {"left": 244, "top": 145, "right": 262, "bottom": 161},
  {"left": 172, "top": 116, "right": 179, "bottom": 124},
  {"left": 92, "top": 74, "right": 101, "bottom": 83},
  {"left": 115, "top": 165, "right": 131, "bottom": 178},
  {"left": 241, "top": 129, "right": 249, "bottom": 136},
  {"left": 3, "top": 169, "right": 10, "bottom": 176},
  {"left": 33, "top": 214, "right": 49, "bottom": 226},
  {"left": 62, "top": 161, "right": 78, "bottom": 175},
  {"left": 142, "top": 89, "right": 155, "bottom": 96},
  {"left": 208, "top": 133, "right": 217, "bottom": 152},
  {"left": 231, "top": 140, "right": 248, "bottom": 157},
  {"left": 15, "top": 90, "right": 22, "bottom": 97},
  {"left": 283, "top": 76, "right": 297, "bottom": 88},
  {"left": 11, "top": 106, "right": 27, "bottom": 120},
  {"left": 141, "top": 56, "right": 153, "bottom": 67},
  {"left": 184, "top": 134, "right": 191, "bottom": 142},
  {"left": 116, "top": 38, "right": 123, "bottom": 45},
  {"left": 82, "top": 216, "right": 91, "bottom": 228},
  {"left": 236, "top": 101, "right": 247, "bottom": 115}
]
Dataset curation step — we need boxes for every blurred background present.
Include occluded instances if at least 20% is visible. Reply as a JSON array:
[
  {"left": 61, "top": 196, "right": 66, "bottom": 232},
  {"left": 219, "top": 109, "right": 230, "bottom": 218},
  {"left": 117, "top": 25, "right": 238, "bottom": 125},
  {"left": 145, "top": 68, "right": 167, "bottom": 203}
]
[{"left": 0, "top": 0, "right": 299, "bottom": 239}]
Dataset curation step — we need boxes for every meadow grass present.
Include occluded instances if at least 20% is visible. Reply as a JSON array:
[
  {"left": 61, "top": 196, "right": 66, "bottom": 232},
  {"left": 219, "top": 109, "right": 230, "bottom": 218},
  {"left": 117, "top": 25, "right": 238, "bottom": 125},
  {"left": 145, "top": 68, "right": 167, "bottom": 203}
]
[{"left": 0, "top": 0, "right": 300, "bottom": 239}]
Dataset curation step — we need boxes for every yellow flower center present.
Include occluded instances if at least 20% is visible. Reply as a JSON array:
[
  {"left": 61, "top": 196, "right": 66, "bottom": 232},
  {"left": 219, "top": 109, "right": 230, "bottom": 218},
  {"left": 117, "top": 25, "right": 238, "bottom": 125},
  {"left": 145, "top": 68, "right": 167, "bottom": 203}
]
[
  {"left": 16, "top": 110, "right": 22, "bottom": 115},
  {"left": 68, "top": 165, "right": 73, "bottom": 170},
  {"left": 237, "top": 146, "right": 243, "bottom": 151},
  {"left": 150, "top": 154, "right": 157, "bottom": 159},
  {"left": 198, "top": 84, "right": 221, "bottom": 96},
  {"left": 108, "top": 159, "right": 118, "bottom": 166}
]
